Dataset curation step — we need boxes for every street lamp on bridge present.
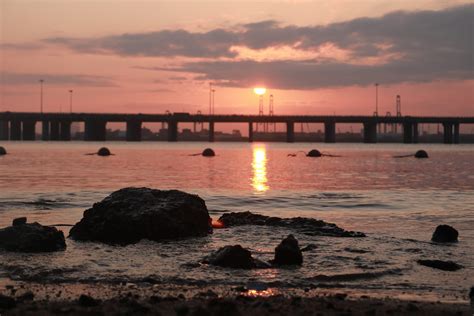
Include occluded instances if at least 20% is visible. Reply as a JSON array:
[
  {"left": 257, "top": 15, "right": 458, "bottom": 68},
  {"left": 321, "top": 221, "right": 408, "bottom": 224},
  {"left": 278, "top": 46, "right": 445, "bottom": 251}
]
[
  {"left": 39, "top": 79, "right": 44, "bottom": 113},
  {"left": 69, "top": 90, "right": 73, "bottom": 113}
]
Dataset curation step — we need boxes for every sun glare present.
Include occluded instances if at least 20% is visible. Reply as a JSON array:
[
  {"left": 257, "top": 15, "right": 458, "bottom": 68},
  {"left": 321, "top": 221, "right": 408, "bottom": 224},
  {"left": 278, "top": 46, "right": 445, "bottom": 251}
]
[{"left": 253, "top": 87, "right": 266, "bottom": 95}]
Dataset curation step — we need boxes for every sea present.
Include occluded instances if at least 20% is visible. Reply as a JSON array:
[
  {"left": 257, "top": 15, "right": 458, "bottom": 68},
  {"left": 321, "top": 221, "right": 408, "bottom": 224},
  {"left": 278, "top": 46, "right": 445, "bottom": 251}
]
[{"left": 0, "top": 142, "right": 472, "bottom": 303}]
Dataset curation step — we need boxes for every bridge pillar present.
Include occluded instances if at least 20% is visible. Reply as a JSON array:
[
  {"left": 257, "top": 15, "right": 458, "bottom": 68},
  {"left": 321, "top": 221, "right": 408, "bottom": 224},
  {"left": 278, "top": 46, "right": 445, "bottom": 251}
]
[
  {"left": 42, "top": 121, "right": 50, "bottom": 141},
  {"left": 167, "top": 121, "right": 178, "bottom": 142},
  {"left": 22, "top": 120, "right": 36, "bottom": 141},
  {"left": 324, "top": 121, "right": 336, "bottom": 143},
  {"left": 403, "top": 123, "right": 413, "bottom": 143},
  {"left": 0, "top": 121, "right": 9, "bottom": 140},
  {"left": 60, "top": 121, "right": 71, "bottom": 141},
  {"left": 209, "top": 122, "right": 215, "bottom": 142},
  {"left": 286, "top": 122, "right": 294, "bottom": 143},
  {"left": 443, "top": 123, "right": 453, "bottom": 144},
  {"left": 50, "top": 121, "right": 61, "bottom": 141},
  {"left": 412, "top": 123, "right": 419, "bottom": 144},
  {"left": 10, "top": 120, "right": 22, "bottom": 140},
  {"left": 126, "top": 121, "right": 142, "bottom": 141},
  {"left": 453, "top": 123, "right": 460, "bottom": 144},
  {"left": 85, "top": 120, "right": 106, "bottom": 141},
  {"left": 363, "top": 122, "right": 377, "bottom": 143},
  {"left": 248, "top": 123, "right": 253, "bottom": 142}
]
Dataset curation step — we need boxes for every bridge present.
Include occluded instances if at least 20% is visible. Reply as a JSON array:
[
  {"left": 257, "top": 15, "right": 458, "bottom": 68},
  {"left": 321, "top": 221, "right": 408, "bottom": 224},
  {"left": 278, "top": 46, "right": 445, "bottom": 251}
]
[{"left": 1, "top": 112, "right": 473, "bottom": 143}]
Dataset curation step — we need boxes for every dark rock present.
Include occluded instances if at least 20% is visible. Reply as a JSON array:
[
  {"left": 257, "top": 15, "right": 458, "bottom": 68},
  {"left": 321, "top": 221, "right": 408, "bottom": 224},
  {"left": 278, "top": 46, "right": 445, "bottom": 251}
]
[
  {"left": 307, "top": 149, "right": 322, "bottom": 157},
  {"left": 301, "top": 244, "right": 317, "bottom": 252},
  {"left": 78, "top": 294, "right": 100, "bottom": 307},
  {"left": 0, "top": 146, "right": 6, "bottom": 156},
  {"left": 0, "top": 294, "right": 16, "bottom": 309},
  {"left": 218, "top": 211, "right": 365, "bottom": 238},
  {"left": 414, "top": 150, "right": 428, "bottom": 158},
  {"left": 469, "top": 286, "right": 473, "bottom": 303},
  {"left": 203, "top": 245, "right": 256, "bottom": 269},
  {"left": 12, "top": 217, "right": 27, "bottom": 226},
  {"left": 273, "top": 234, "right": 303, "bottom": 266},
  {"left": 17, "top": 291, "right": 34, "bottom": 301},
  {"left": 202, "top": 148, "right": 215, "bottom": 157},
  {"left": 431, "top": 225, "right": 458, "bottom": 243},
  {"left": 417, "top": 259, "right": 463, "bottom": 271},
  {"left": 97, "top": 147, "right": 111, "bottom": 156},
  {"left": 69, "top": 187, "right": 212, "bottom": 244},
  {"left": 0, "top": 222, "right": 66, "bottom": 252}
]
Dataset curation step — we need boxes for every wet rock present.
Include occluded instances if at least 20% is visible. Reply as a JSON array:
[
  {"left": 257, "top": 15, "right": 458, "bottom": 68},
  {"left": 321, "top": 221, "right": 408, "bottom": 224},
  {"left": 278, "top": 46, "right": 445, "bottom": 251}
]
[
  {"left": 0, "top": 222, "right": 66, "bottom": 252},
  {"left": 17, "top": 291, "right": 34, "bottom": 302},
  {"left": 431, "top": 225, "right": 458, "bottom": 243},
  {"left": 218, "top": 211, "right": 365, "bottom": 237},
  {"left": 78, "top": 294, "right": 100, "bottom": 307},
  {"left": 307, "top": 149, "right": 322, "bottom": 157},
  {"left": 417, "top": 259, "right": 463, "bottom": 271},
  {"left": 202, "top": 148, "right": 215, "bottom": 157},
  {"left": 0, "top": 294, "right": 16, "bottom": 309},
  {"left": 0, "top": 146, "right": 6, "bottom": 155},
  {"left": 469, "top": 287, "right": 473, "bottom": 303},
  {"left": 301, "top": 244, "right": 317, "bottom": 252},
  {"left": 69, "top": 187, "right": 212, "bottom": 244},
  {"left": 273, "top": 235, "right": 303, "bottom": 266},
  {"left": 97, "top": 147, "right": 111, "bottom": 156},
  {"left": 414, "top": 150, "right": 428, "bottom": 158},
  {"left": 12, "top": 217, "right": 27, "bottom": 226},
  {"left": 203, "top": 245, "right": 257, "bottom": 269}
]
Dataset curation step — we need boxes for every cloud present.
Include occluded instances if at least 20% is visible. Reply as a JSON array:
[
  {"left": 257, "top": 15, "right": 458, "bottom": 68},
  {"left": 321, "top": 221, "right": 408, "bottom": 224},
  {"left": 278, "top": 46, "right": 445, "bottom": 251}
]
[{"left": 0, "top": 72, "right": 117, "bottom": 87}]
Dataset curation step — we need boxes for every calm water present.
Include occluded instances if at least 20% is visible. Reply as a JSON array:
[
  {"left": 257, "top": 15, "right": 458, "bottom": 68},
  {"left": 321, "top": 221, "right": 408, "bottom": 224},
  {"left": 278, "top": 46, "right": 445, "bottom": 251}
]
[{"left": 0, "top": 142, "right": 473, "bottom": 302}]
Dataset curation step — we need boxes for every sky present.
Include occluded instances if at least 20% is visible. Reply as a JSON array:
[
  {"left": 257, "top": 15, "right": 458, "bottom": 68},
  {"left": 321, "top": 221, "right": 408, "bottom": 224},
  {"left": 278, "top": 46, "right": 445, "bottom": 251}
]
[{"left": 1, "top": 0, "right": 473, "bottom": 118}]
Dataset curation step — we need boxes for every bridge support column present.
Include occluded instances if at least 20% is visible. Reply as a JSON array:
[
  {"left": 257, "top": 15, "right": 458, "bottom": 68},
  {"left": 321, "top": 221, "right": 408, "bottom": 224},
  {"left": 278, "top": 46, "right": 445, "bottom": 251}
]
[
  {"left": 22, "top": 120, "right": 36, "bottom": 140},
  {"left": 60, "top": 121, "right": 71, "bottom": 141},
  {"left": 50, "top": 121, "right": 60, "bottom": 141},
  {"left": 209, "top": 122, "right": 214, "bottom": 142},
  {"left": 167, "top": 121, "right": 178, "bottom": 142},
  {"left": 42, "top": 121, "right": 50, "bottom": 141},
  {"left": 286, "top": 122, "right": 294, "bottom": 143},
  {"left": 412, "top": 123, "right": 419, "bottom": 144},
  {"left": 85, "top": 120, "right": 106, "bottom": 141},
  {"left": 126, "top": 121, "right": 142, "bottom": 141},
  {"left": 363, "top": 122, "right": 377, "bottom": 143},
  {"left": 10, "top": 120, "right": 22, "bottom": 140},
  {"left": 0, "top": 121, "right": 9, "bottom": 140},
  {"left": 443, "top": 123, "right": 453, "bottom": 144},
  {"left": 324, "top": 121, "right": 336, "bottom": 143},
  {"left": 453, "top": 123, "right": 460, "bottom": 144},
  {"left": 403, "top": 123, "right": 413, "bottom": 143},
  {"left": 248, "top": 123, "right": 253, "bottom": 142}
]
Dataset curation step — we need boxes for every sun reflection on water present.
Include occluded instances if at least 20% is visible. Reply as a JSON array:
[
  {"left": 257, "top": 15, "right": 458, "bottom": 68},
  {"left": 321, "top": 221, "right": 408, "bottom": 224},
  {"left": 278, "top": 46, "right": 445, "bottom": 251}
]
[{"left": 252, "top": 145, "right": 269, "bottom": 193}]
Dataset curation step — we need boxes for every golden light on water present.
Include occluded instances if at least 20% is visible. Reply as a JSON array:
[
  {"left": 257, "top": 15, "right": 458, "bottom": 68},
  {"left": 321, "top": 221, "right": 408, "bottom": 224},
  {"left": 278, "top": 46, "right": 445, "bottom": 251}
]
[
  {"left": 252, "top": 146, "right": 269, "bottom": 193},
  {"left": 253, "top": 87, "right": 266, "bottom": 95}
]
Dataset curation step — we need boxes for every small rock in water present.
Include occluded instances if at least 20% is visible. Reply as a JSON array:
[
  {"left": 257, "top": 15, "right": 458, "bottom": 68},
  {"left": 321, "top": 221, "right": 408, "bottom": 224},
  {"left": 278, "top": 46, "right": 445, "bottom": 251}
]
[
  {"left": 0, "top": 146, "right": 6, "bottom": 156},
  {"left": 469, "top": 287, "right": 474, "bottom": 303},
  {"left": 0, "top": 222, "right": 66, "bottom": 252},
  {"left": 78, "top": 294, "right": 100, "bottom": 307},
  {"left": 414, "top": 150, "right": 429, "bottom": 158},
  {"left": 431, "top": 224, "right": 458, "bottom": 243},
  {"left": 306, "top": 149, "right": 322, "bottom": 157},
  {"left": 273, "top": 234, "right": 303, "bottom": 266},
  {"left": 202, "top": 148, "right": 215, "bottom": 157},
  {"left": 417, "top": 259, "right": 463, "bottom": 271},
  {"left": 97, "top": 147, "right": 111, "bottom": 156},
  {"left": 12, "top": 217, "right": 27, "bottom": 226},
  {"left": 203, "top": 245, "right": 256, "bottom": 269},
  {"left": 0, "top": 294, "right": 16, "bottom": 309}
]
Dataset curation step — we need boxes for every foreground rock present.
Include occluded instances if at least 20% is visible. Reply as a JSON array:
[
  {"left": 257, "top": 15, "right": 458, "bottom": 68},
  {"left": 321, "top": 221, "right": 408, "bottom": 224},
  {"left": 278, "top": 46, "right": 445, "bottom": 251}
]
[
  {"left": 0, "top": 218, "right": 66, "bottom": 252},
  {"left": 202, "top": 148, "right": 215, "bottom": 157},
  {"left": 431, "top": 225, "right": 458, "bottom": 243},
  {"left": 307, "top": 149, "right": 322, "bottom": 157},
  {"left": 69, "top": 187, "right": 212, "bottom": 244},
  {"left": 97, "top": 147, "right": 111, "bottom": 156},
  {"left": 273, "top": 235, "right": 303, "bottom": 266},
  {"left": 414, "top": 150, "right": 429, "bottom": 158},
  {"left": 203, "top": 245, "right": 257, "bottom": 269},
  {"left": 417, "top": 259, "right": 463, "bottom": 271},
  {"left": 217, "top": 211, "right": 365, "bottom": 237}
]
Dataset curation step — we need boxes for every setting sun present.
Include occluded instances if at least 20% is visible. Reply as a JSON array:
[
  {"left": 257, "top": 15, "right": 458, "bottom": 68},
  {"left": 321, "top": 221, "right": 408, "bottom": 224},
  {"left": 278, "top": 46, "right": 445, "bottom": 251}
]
[{"left": 253, "top": 87, "right": 266, "bottom": 95}]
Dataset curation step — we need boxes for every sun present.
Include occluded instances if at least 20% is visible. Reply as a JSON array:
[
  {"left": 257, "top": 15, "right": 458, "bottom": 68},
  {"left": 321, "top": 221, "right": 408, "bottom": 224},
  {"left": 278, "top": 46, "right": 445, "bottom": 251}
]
[{"left": 253, "top": 87, "right": 266, "bottom": 95}]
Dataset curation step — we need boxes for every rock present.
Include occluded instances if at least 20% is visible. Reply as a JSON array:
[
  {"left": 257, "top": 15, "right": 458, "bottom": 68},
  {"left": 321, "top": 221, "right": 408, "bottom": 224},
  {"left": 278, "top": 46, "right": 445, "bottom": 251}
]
[
  {"left": 97, "top": 147, "right": 111, "bottom": 156},
  {"left": 307, "top": 149, "right": 322, "bottom": 157},
  {"left": 417, "top": 259, "right": 463, "bottom": 271},
  {"left": 12, "top": 217, "right": 27, "bottom": 226},
  {"left": 273, "top": 235, "right": 303, "bottom": 266},
  {"left": 69, "top": 187, "right": 212, "bottom": 244},
  {"left": 431, "top": 225, "right": 458, "bottom": 243},
  {"left": 414, "top": 150, "right": 428, "bottom": 158},
  {"left": 469, "top": 287, "right": 473, "bottom": 303},
  {"left": 218, "top": 211, "right": 365, "bottom": 238},
  {"left": 202, "top": 148, "right": 215, "bottom": 157},
  {"left": 301, "top": 244, "right": 317, "bottom": 252},
  {"left": 0, "top": 294, "right": 16, "bottom": 309},
  {"left": 78, "top": 294, "right": 100, "bottom": 307},
  {"left": 0, "top": 146, "right": 6, "bottom": 156},
  {"left": 203, "top": 245, "right": 257, "bottom": 269},
  {"left": 0, "top": 222, "right": 66, "bottom": 252}
]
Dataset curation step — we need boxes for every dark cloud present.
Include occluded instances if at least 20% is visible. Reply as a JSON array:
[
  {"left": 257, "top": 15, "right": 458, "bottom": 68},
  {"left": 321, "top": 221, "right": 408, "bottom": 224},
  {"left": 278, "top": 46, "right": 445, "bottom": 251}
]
[{"left": 1, "top": 72, "right": 117, "bottom": 87}]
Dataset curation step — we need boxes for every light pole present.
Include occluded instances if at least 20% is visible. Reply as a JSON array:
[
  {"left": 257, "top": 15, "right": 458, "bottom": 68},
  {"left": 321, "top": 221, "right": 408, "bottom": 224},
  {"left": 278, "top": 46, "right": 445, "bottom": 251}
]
[
  {"left": 209, "top": 83, "right": 213, "bottom": 116},
  {"left": 39, "top": 79, "right": 44, "bottom": 113},
  {"left": 69, "top": 90, "right": 73, "bottom": 113},
  {"left": 374, "top": 83, "right": 379, "bottom": 116}
]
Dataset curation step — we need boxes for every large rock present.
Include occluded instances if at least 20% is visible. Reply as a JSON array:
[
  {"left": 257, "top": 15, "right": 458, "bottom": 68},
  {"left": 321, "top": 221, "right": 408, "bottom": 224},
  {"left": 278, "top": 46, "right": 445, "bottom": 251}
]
[
  {"left": 273, "top": 235, "right": 303, "bottom": 266},
  {"left": 218, "top": 211, "right": 365, "bottom": 237},
  {"left": 431, "top": 225, "right": 458, "bottom": 243},
  {"left": 69, "top": 187, "right": 212, "bottom": 244},
  {"left": 0, "top": 218, "right": 66, "bottom": 252},
  {"left": 417, "top": 259, "right": 463, "bottom": 271},
  {"left": 203, "top": 245, "right": 256, "bottom": 269}
]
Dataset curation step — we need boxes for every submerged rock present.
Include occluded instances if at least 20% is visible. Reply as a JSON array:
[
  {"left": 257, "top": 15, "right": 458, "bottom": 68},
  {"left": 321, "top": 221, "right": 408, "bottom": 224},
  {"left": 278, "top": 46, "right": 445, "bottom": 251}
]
[
  {"left": 78, "top": 294, "right": 100, "bottom": 307},
  {"left": 0, "top": 146, "right": 6, "bottom": 156},
  {"left": 414, "top": 150, "right": 429, "bottom": 158},
  {"left": 69, "top": 187, "right": 212, "bottom": 244},
  {"left": 431, "top": 225, "right": 458, "bottom": 243},
  {"left": 307, "top": 149, "right": 322, "bottom": 157},
  {"left": 97, "top": 147, "right": 111, "bottom": 156},
  {"left": 202, "top": 148, "right": 215, "bottom": 157},
  {"left": 203, "top": 245, "right": 256, "bottom": 269},
  {"left": 273, "top": 235, "right": 303, "bottom": 266},
  {"left": 0, "top": 219, "right": 66, "bottom": 252},
  {"left": 417, "top": 259, "right": 463, "bottom": 271},
  {"left": 0, "top": 294, "right": 16, "bottom": 309},
  {"left": 218, "top": 211, "right": 365, "bottom": 237}
]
